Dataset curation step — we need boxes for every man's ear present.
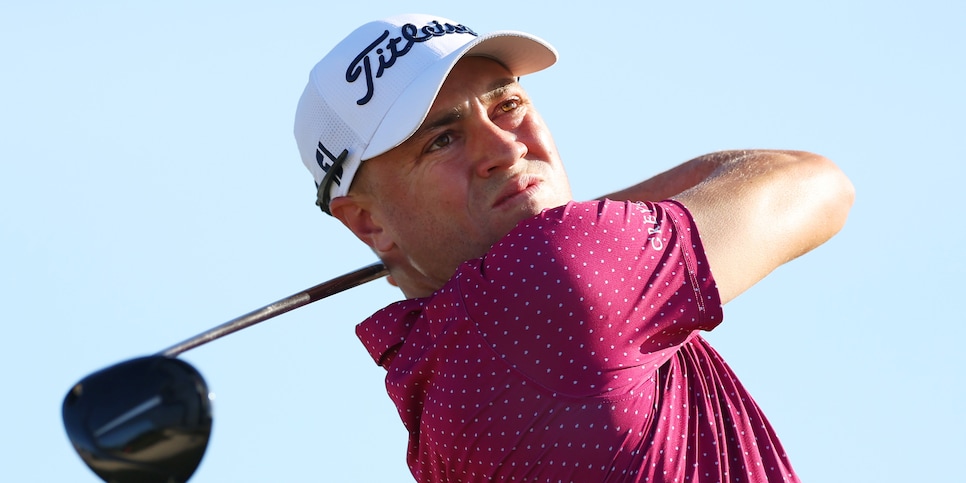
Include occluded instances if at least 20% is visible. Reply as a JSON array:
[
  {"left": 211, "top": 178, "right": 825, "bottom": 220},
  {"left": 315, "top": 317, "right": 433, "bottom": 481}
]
[{"left": 329, "top": 196, "right": 395, "bottom": 254}]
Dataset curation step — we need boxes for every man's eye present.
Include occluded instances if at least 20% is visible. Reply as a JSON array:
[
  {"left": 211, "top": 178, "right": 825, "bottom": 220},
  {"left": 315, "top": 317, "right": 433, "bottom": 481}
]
[
  {"left": 427, "top": 133, "right": 452, "bottom": 152},
  {"left": 500, "top": 98, "right": 520, "bottom": 113}
]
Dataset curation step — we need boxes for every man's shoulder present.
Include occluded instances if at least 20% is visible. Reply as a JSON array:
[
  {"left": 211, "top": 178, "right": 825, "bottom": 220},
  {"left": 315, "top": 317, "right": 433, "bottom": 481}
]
[{"left": 503, "top": 198, "right": 688, "bottom": 239}]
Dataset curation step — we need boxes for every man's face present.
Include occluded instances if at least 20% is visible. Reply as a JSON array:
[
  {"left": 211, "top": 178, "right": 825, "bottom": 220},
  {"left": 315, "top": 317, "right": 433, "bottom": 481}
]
[{"left": 352, "top": 56, "right": 572, "bottom": 292}]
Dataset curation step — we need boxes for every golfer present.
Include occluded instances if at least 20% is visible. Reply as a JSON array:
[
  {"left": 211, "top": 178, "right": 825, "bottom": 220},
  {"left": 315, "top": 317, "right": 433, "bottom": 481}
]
[{"left": 294, "top": 14, "right": 854, "bottom": 483}]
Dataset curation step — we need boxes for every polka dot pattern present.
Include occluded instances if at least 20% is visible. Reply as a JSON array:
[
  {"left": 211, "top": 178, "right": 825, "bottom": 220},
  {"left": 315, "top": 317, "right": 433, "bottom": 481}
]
[{"left": 357, "top": 200, "right": 799, "bottom": 482}]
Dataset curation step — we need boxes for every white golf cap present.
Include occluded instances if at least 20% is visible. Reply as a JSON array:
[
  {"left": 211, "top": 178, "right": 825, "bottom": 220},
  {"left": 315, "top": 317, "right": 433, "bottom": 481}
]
[{"left": 293, "top": 14, "right": 558, "bottom": 214}]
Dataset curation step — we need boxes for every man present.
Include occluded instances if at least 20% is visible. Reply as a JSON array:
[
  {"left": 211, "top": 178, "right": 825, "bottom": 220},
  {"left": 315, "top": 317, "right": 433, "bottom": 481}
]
[{"left": 294, "top": 14, "right": 854, "bottom": 483}]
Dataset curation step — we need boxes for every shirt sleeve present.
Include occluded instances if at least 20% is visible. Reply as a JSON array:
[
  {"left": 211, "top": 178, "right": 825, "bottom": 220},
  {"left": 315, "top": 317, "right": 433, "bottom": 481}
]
[{"left": 460, "top": 199, "right": 723, "bottom": 397}]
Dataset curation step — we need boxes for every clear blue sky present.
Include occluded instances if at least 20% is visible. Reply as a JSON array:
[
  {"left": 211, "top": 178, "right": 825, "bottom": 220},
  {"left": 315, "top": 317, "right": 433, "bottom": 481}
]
[{"left": 2, "top": 1, "right": 963, "bottom": 482}]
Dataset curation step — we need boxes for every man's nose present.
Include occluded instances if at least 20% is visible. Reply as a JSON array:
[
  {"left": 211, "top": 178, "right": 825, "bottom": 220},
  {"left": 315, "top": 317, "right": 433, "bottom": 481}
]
[{"left": 470, "top": 118, "right": 528, "bottom": 178}]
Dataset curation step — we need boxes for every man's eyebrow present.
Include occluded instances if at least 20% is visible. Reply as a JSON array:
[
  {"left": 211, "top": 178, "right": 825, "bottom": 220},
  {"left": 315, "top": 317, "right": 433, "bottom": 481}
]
[
  {"left": 415, "top": 77, "right": 520, "bottom": 136},
  {"left": 479, "top": 77, "right": 519, "bottom": 103},
  {"left": 419, "top": 108, "right": 463, "bottom": 135}
]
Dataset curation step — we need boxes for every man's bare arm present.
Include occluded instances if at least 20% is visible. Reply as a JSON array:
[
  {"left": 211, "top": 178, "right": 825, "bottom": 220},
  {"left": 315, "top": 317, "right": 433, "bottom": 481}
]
[
  {"left": 605, "top": 150, "right": 855, "bottom": 305},
  {"left": 602, "top": 151, "right": 733, "bottom": 202}
]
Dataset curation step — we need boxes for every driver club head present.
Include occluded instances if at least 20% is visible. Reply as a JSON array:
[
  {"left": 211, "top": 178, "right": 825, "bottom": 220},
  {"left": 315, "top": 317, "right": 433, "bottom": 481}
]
[{"left": 62, "top": 355, "right": 213, "bottom": 483}]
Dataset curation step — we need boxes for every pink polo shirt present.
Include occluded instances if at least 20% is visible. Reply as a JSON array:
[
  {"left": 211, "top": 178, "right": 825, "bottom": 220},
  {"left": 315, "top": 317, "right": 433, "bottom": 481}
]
[{"left": 357, "top": 200, "right": 799, "bottom": 482}]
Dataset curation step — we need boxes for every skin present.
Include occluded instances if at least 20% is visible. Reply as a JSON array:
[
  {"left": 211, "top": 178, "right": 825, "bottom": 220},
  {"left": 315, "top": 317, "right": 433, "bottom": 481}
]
[
  {"left": 607, "top": 149, "right": 855, "bottom": 304},
  {"left": 332, "top": 57, "right": 856, "bottom": 303}
]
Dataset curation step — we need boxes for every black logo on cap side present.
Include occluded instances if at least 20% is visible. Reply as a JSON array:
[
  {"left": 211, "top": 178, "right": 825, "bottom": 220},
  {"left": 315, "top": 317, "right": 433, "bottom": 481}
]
[
  {"left": 346, "top": 20, "right": 477, "bottom": 106},
  {"left": 316, "top": 142, "right": 345, "bottom": 182},
  {"left": 315, "top": 142, "right": 349, "bottom": 214}
]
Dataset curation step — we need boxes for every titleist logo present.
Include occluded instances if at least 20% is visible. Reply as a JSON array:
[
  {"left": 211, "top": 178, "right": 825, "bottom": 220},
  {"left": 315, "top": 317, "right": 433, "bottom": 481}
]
[{"left": 347, "top": 20, "right": 477, "bottom": 105}]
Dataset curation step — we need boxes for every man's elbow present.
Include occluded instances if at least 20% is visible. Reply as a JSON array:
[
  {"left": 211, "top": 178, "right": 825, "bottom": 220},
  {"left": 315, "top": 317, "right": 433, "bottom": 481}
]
[{"left": 789, "top": 152, "right": 856, "bottom": 254}]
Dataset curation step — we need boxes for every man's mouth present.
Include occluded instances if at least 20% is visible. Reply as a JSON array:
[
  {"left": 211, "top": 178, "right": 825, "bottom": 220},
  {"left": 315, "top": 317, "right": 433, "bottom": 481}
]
[{"left": 492, "top": 175, "right": 541, "bottom": 209}]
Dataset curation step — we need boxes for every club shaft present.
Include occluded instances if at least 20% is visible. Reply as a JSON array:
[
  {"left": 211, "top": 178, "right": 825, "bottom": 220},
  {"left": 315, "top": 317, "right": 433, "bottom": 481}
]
[{"left": 159, "top": 262, "right": 388, "bottom": 357}]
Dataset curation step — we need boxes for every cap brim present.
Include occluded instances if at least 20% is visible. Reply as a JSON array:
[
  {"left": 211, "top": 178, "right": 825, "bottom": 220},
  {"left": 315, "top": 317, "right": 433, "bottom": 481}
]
[{"left": 363, "top": 31, "right": 557, "bottom": 160}]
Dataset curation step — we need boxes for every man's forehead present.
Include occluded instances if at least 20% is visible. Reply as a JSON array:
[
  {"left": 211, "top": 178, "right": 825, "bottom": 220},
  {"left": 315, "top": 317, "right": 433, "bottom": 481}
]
[
  {"left": 428, "top": 58, "right": 520, "bottom": 114},
  {"left": 441, "top": 56, "right": 517, "bottom": 93}
]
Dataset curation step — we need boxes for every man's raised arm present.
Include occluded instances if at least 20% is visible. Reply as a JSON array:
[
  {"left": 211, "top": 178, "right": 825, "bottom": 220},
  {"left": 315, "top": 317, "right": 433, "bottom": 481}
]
[{"left": 605, "top": 150, "right": 855, "bottom": 304}]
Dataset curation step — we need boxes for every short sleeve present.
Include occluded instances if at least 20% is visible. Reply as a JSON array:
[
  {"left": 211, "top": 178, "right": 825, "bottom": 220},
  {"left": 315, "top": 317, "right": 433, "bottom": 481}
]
[{"left": 460, "top": 199, "right": 723, "bottom": 397}]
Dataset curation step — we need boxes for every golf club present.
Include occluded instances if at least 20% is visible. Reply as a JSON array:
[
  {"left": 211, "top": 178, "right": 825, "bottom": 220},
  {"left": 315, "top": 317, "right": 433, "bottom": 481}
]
[{"left": 63, "top": 262, "right": 388, "bottom": 483}]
